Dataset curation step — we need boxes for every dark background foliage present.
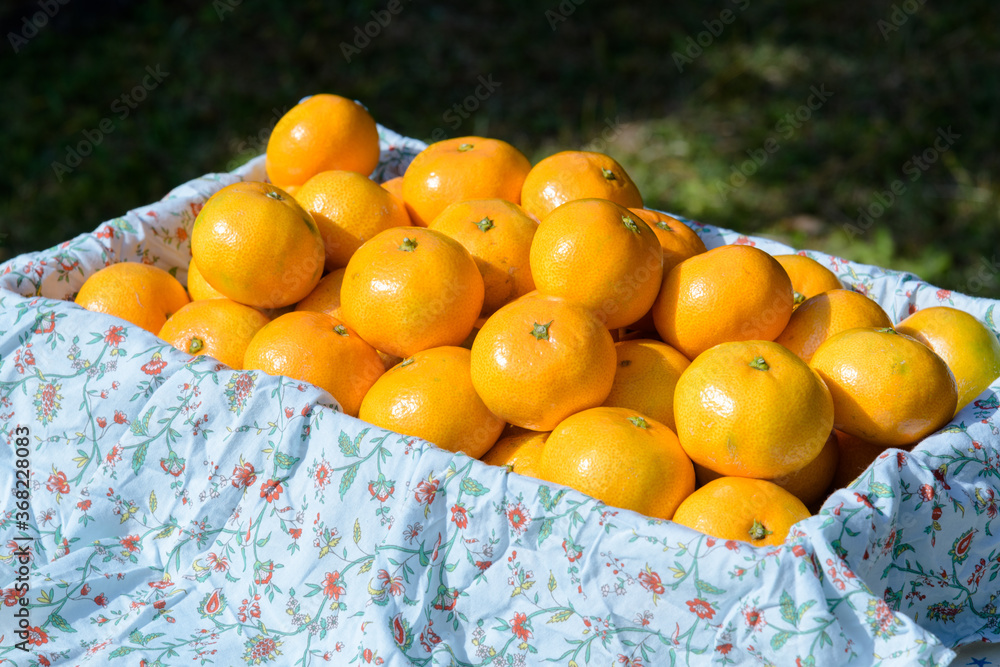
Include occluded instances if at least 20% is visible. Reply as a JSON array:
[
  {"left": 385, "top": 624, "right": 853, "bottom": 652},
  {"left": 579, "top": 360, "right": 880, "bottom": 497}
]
[{"left": 2, "top": 0, "right": 998, "bottom": 297}]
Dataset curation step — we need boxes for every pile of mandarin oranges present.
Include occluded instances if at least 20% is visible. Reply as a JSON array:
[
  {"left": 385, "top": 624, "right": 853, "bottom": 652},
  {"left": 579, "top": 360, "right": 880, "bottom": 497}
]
[{"left": 74, "top": 94, "right": 1000, "bottom": 547}]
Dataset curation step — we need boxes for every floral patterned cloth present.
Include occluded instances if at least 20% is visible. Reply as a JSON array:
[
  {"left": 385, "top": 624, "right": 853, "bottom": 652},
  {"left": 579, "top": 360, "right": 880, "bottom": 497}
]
[{"left": 1, "top": 125, "right": 998, "bottom": 666}]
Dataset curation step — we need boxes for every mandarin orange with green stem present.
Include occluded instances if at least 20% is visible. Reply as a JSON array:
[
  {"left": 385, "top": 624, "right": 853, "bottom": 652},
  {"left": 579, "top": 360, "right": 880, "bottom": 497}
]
[
  {"left": 266, "top": 94, "right": 380, "bottom": 188},
  {"left": 158, "top": 298, "right": 270, "bottom": 370},
  {"left": 673, "top": 340, "right": 834, "bottom": 479},
  {"left": 75, "top": 261, "right": 190, "bottom": 334},
  {"left": 536, "top": 407, "right": 695, "bottom": 520},
  {"left": 530, "top": 199, "right": 663, "bottom": 330},
  {"left": 470, "top": 292, "right": 617, "bottom": 431},
  {"left": 191, "top": 182, "right": 324, "bottom": 309},
  {"left": 340, "top": 227, "right": 484, "bottom": 358},
  {"left": 520, "top": 151, "right": 643, "bottom": 221},
  {"left": 652, "top": 244, "right": 794, "bottom": 360},
  {"left": 402, "top": 137, "right": 531, "bottom": 226},
  {"left": 429, "top": 199, "right": 537, "bottom": 318},
  {"left": 243, "top": 311, "right": 383, "bottom": 417},
  {"left": 672, "top": 477, "right": 811, "bottom": 546}
]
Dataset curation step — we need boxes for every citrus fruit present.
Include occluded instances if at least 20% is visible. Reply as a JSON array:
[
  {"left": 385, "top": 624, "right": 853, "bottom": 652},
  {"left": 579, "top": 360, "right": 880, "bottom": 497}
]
[
  {"left": 530, "top": 199, "right": 663, "bottom": 329},
  {"left": 186, "top": 259, "right": 225, "bottom": 300},
  {"left": 295, "top": 170, "right": 411, "bottom": 272},
  {"left": 896, "top": 306, "right": 1000, "bottom": 414},
  {"left": 694, "top": 430, "right": 839, "bottom": 509},
  {"left": 628, "top": 208, "right": 707, "bottom": 274},
  {"left": 358, "top": 346, "right": 505, "bottom": 458},
  {"left": 191, "top": 182, "right": 324, "bottom": 309},
  {"left": 340, "top": 227, "right": 484, "bottom": 358},
  {"left": 294, "top": 268, "right": 346, "bottom": 320},
  {"left": 243, "top": 311, "right": 383, "bottom": 417},
  {"left": 773, "top": 254, "right": 842, "bottom": 306},
  {"left": 75, "top": 261, "right": 190, "bottom": 334},
  {"left": 601, "top": 339, "right": 690, "bottom": 432},
  {"left": 158, "top": 298, "right": 270, "bottom": 370},
  {"left": 401, "top": 137, "right": 531, "bottom": 226},
  {"left": 520, "top": 151, "right": 643, "bottom": 221},
  {"left": 480, "top": 430, "right": 549, "bottom": 478},
  {"left": 265, "top": 94, "right": 380, "bottom": 187},
  {"left": 428, "top": 199, "right": 537, "bottom": 318},
  {"left": 673, "top": 340, "right": 834, "bottom": 479},
  {"left": 470, "top": 292, "right": 617, "bottom": 431},
  {"left": 380, "top": 175, "right": 405, "bottom": 201},
  {"left": 828, "top": 429, "right": 895, "bottom": 491},
  {"left": 774, "top": 289, "right": 893, "bottom": 364},
  {"left": 536, "top": 407, "right": 695, "bottom": 520},
  {"left": 809, "top": 327, "right": 958, "bottom": 446},
  {"left": 672, "top": 477, "right": 811, "bottom": 546},
  {"left": 652, "top": 244, "right": 794, "bottom": 360}
]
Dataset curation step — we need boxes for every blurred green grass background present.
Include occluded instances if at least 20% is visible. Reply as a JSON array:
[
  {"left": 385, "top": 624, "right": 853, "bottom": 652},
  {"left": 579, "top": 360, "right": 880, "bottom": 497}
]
[{"left": 2, "top": 0, "right": 998, "bottom": 298}]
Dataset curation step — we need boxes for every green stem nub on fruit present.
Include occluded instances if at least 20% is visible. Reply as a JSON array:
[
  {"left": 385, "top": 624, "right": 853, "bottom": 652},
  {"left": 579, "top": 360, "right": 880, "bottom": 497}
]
[
  {"left": 188, "top": 337, "right": 204, "bottom": 354},
  {"left": 627, "top": 415, "right": 649, "bottom": 429},
  {"left": 749, "top": 519, "right": 772, "bottom": 541},
  {"left": 878, "top": 327, "right": 897, "bottom": 334},
  {"left": 656, "top": 221, "right": 674, "bottom": 232},
  {"left": 793, "top": 291, "right": 806, "bottom": 305},
  {"left": 458, "top": 143, "right": 474, "bottom": 152},
  {"left": 400, "top": 357, "right": 415, "bottom": 367},
  {"left": 266, "top": 190, "right": 283, "bottom": 201},
  {"left": 399, "top": 237, "right": 418, "bottom": 252},
  {"left": 334, "top": 325, "right": 348, "bottom": 337},
  {"left": 531, "top": 321, "right": 553, "bottom": 341},
  {"left": 476, "top": 216, "right": 495, "bottom": 232},
  {"left": 622, "top": 216, "right": 640, "bottom": 234},
  {"left": 601, "top": 168, "right": 617, "bottom": 181},
  {"left": 749, "top": 356, "right": 769, "bottom": 371}
]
